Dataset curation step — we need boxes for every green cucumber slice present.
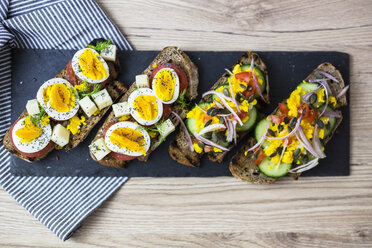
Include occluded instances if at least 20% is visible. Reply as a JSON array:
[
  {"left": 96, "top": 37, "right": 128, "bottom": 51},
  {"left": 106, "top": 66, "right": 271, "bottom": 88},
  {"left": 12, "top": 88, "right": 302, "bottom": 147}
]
[
  {"left": 254, "top": 118, "right": 270, "bottom": 148},
  {"left": 236, "top": 106, "right": 258, "bottom": 132},
  {"left": 185, "top": 103, "right": 209, "bottom": 134},
  {"left": 258, "top": 156, "right": 292, "bottom": 178}
]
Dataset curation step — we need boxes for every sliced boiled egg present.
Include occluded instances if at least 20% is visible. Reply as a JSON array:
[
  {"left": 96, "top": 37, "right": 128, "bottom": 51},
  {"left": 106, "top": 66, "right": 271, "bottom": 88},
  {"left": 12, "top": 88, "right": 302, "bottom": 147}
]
[
  {"left": 152, "top": 68, "right": 180, "bottom": 104},
  {"left": 71, "top": 48, "right": 109, "bottom": 84},
  {"left": 12, "top": 116, "right": 52, "bottom": 154},
  {"left": 128, "top": 88, "right": 163, "bottom": 126},
  {"left": 36, "top": 78, "right": 79, "bottom": 121},
  {"left": 104, "top": 121, "right": 151, "bottom": 156}
]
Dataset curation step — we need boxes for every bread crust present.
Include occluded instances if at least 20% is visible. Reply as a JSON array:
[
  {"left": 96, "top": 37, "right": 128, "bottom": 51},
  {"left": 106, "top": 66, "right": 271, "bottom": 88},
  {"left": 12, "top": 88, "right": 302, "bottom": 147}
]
[
  {"left": 229, "top": 62, "right": 347, "bottom": 184},
  {"left": 90, "top": 46, "right": 199, "bottom": 168},
  {"left": 169, "top": 51, "right": 269, "bottom": 167}
]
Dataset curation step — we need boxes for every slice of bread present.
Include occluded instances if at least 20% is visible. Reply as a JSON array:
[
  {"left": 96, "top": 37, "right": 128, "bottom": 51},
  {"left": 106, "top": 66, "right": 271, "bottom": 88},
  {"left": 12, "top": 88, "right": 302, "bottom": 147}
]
[
  {"left": 229, "top": 62, "right": 347, "bottom": 184},
  {"left": 90, "top": 46, "right": 199, "bottom": 168},
  {"left": 3, "top": 42, "right": 127, "bottom": 162},
  {"left": 169, "top": 52, "right": 269, "bottom": 167}
]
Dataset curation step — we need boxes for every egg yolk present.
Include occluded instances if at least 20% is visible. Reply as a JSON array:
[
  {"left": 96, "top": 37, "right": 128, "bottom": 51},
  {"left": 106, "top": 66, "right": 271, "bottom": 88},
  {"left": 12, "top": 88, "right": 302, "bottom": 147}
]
[
  {"left": 133, "top": 95, "right": 158, "bottom": 121},
  {"left": 153, "top": 69, "right": 176, "bottom": 102},
  {"left": 43, "top": 83, "right": 75, "bottom": 112},
  {"left": 109, "top": 127, "right": 146, "bottom": 155},
  {"left": 15, "top": 116, "right": 42, "bottom": 143},
  {"left": 78, "top": 49, "right": 107, "bottom": 80}
]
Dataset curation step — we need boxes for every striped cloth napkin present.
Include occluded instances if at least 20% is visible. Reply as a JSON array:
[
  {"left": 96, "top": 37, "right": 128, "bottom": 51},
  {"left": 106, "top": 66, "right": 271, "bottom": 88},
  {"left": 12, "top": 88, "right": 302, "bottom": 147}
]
[{"left": 0, "top": 0, "right": 131, "bottom": 241}]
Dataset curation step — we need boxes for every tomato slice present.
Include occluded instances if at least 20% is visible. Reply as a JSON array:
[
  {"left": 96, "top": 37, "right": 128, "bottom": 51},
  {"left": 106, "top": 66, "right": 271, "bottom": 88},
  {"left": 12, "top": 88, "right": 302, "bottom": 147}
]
[
  {"left": 270, "top": 114, "right": 282, "bottom": 125},
  {"left": 278, "top": 102, "right": 288, "bottom": 115},
  {"left": 162, "top": 103, "right": 171, "bottom": 120},
  {"left": 254, "top": 152, "right": 266, "bottom": 166},
  {"left": 102, "top": 122, "right": 138, "bottom": 161},
  {"left": 9, "top": 117, "right": 54, "bottom": 158},
  {"left": 298, "top": 103, "right": 317, "bottom": 123},
  {"left": 67, "top": 59, "right": 107, "bottom": 88},
  {"left": 150, "top": 63, "right": 188, "bottom": 97},
  {"left": 235, "top": 71, "right": 260, "bottom": 94},
  {"left": 237, "top": 111, "right": 248, "bottom": 121}
]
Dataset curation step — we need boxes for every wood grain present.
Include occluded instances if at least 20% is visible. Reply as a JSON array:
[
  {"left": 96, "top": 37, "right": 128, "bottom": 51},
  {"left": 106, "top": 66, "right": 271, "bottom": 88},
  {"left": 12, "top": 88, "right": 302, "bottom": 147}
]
[{"left": 1, "top": 0, "right": 372, "bottom": 247}]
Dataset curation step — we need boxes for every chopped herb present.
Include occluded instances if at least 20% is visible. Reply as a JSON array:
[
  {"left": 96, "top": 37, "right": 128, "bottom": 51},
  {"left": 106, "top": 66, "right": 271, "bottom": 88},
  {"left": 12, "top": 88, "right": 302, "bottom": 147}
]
[
  {"left": 176, "top": 89, "right": 189, "bottom": 108},
  {"left": 87, "top": 39, "right": 111, "bottom": 52},
  {"left": 79, "top": 84, "right": 102, "bottom": 98},
  {"left": 29, "top": 107, "right": 46, "bottom": 125}
]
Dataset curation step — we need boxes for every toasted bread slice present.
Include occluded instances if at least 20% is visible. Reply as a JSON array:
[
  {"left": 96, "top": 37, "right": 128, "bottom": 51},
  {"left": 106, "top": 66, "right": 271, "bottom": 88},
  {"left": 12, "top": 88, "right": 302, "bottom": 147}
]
[
  {"left": 3, "top": 42, "right": 127, "bottom": 162},
  {"left": 230, "top": 62, "right": 347, "bottom": 184},
  {"left": 169, "top": 52, "right": 269, "bottom": 167},
  {"left": 90, "top": 46, "right": 199, "bottom": 168}
]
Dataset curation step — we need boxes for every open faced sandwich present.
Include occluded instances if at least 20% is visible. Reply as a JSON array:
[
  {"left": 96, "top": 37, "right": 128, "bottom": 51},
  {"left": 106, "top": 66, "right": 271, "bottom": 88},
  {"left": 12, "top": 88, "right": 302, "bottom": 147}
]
[
  {"left": 230, "top": 63, "right": 349, "bottom": 184},
  {"left": 89, "top": 46, "right": 198, "bottom": 168},
  {"left": 169, "top": 52, "right": 269, "bottom": 167},
  {"left": 3, "top": 38, "right": 127, "bottom": 162}
]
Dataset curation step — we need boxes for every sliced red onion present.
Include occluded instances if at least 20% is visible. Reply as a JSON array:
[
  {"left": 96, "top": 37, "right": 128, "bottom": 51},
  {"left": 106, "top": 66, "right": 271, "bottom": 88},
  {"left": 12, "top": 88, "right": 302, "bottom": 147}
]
[
  {"left": 266, "top": 115, "right": 304, "bottom": 140},
  {"left": 203, "top": 91, "right": 243, "bottom": 126},
  {"left": 322, "top": 109, "right": 341, "bottom": 118},
  {"left": 337, "top": 85, "right": 349, "bottom": 99},
  {"left": 250, "top": 58, "right": 266, "bottom": 103},
  {"left": 302, "top": 87, "right": 321, "bottom": 101},
  {"left": 214, "top": 99, "right": 223, "bottom": 109},
  {"left": 247, "top": 119, "right": 270, "bottom": 152},
  {"left": 312, "top": 124, "right": 326, "bottom": 159},
  {"left": 224, "top": 68, "right": 233, "bottom": 76},
  {"left": 275, "top": 138, "right": 288, "bottom": 170},
  {"left": 318, "top": 82, "right": 329, "bottom": 116},
  {"left": 296, "top": 126, "right": 320, "bottom": 158},
  {"left": 224, "top": 117, "right": 233, "bottom": 143},
  {"left": 309, "top": 78, "right": 332, "bottom": 94},
  {"left": 228, "top": 77, "right": 241, "bottom": 113},
  {"left": 289, "top": 158, "right": 319, "bottom": 173},
  {"left": 232, "top": 120, "right": 237, "bottom": 145},
  {"left": 316, "top": 70, "right": 339, "bottom": 83},
  {"left": 197, "top": 124, "right": 226, "bottom": 136},
  {"left": 194, "top": 133, "right": 230, "bottom": 152},
  {"left": 195, "top": 104, "right": 207, "bottom": 113},
  {"left": 171, "top": 111, "right": 194, "bottom": 152}
]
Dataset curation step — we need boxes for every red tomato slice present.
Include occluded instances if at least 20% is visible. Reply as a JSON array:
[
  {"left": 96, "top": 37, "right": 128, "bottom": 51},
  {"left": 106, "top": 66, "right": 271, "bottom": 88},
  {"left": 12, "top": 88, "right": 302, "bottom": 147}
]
[
  {"left": 150, "top": 63, "right": 188, "bottom": 97},
  {"left": 254, "top": 152, "right": 266, "bottom": 166},
  {"left": 235, "top": 71, "right": 260, "bottom": 94},
  {"left": 298, "top": 103, "right": 317, "bottom": 123},
  {"left": 237, "top": 111, "right": 248, "bottom": 121},
  {"left": 67, "top": 59, "right": 107, "bottom": 88},
  {"left": 162, "top": 103, "right": 171, "bottom": 120},
  {"left": 270, "top": 114, "right": 282, "bottom": 125},
  {"left": 9, "top": 117, "right": 54, "bottom": 158},
  {"left": 278, "top": 102, "right": 288, "bottom": 115},
  {"left": 243, "top": 89, "right": 255, "bottom": 99}
]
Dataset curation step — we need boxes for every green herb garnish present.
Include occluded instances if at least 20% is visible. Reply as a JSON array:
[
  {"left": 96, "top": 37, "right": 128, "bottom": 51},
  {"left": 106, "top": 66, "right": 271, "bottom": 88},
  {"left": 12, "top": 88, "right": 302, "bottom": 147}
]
[
  {"left": 77, "top": 83, "right": 102, "bottom": 98},
  {"left": 87, "top": 39, "right": 111, "bottom": 52},
  {"left": 143, "top": 121, "right": 166, "bottom": 143},
  {"left": 29, "top": 107, "right": 46, "bottom": 125},
  {"left": 176, "top": 89, "right": 189, "bottom": 108}
]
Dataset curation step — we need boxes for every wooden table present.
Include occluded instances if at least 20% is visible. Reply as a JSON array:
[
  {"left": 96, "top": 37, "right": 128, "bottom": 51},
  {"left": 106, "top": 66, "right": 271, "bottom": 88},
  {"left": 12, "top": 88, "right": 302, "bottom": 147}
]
[{"left": 1, "top": 1, "right": 372, "bottom": 247}]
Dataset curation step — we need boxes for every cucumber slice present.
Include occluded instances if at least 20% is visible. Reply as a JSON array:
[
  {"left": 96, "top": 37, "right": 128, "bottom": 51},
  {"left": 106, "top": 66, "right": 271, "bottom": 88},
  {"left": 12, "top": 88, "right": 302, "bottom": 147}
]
[
  {"left": 236, "top": 106, "right": 257, "bottom": 132},
  {"left": 298, "top": 81, "right": 319, "bottom": 93},
  {"left": 322, "top": 106, "right": 337, "bottom": 139},
  {"left": 185, "top": 103, "right": 209, "bottom": 134},
  {"left": 258, "top": 156, "right": 292, "bottom": 178},
  {"left": 212, "top": 84, "right": 229, "bottom": 101},
  {"left": 254, "top": 119, "right": 270, "bottom": 148},
  {"left": 240, "top": 64, "right": 266, "bottom": 94}
]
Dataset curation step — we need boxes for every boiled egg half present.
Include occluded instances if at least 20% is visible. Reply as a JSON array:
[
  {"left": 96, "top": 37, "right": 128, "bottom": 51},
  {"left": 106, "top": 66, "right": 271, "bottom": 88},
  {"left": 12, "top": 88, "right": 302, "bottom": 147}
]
[
  {"left": 152, "top": 68, "right": 180, "bottom": 104},
  {"left": 12, "top": 116, "right": 52, "bottom": 154},
  {"left": 128, "top": 88, "right": 163, "bottom": 126},
  {"left": 104, "top": 121, "right": 151, "bottom": 156},
  {"left": 36, "top": 78, "right": 79, "bottom": 121},
  {"left": 71, "top": 48, "right": 109, "bottom": 84}
]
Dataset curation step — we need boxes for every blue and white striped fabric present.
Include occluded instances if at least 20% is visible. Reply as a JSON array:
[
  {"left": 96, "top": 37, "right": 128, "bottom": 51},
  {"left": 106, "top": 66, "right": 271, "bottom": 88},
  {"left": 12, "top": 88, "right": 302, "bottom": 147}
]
[{"left": 0, "top": 0, "right": 131, "bottom": 241}]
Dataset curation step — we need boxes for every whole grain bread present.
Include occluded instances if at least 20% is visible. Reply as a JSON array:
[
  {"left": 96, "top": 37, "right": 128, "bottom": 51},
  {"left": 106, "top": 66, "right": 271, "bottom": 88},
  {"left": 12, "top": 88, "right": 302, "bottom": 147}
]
[
  {"left": 3, "top": 42, "right": 127, "bottom": 162},
  {"left": 90, "top": 46, "right": 199, "bottom": 168},
  {"left": 229, "top": 62, "right": 347, "bottom": 184},
  {"left": 169, "top": 52, "right": 269, "bottom": 167}
]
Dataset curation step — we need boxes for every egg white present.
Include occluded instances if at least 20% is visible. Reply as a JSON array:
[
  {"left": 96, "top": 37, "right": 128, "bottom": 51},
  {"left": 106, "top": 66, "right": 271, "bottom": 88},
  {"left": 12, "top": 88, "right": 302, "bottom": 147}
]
[
  {"left": 128, "top": 88, "right": 163, "bottom": 126},
  {"left": 36, "top": 78, "right": 79, "bottom": 121},
  {"left": 71, "top": 48, "right": 110, "bottom": 84},
  {"left": 151, "top": 68, "right": 180, "bottom": 104},
  {"left": 104, "top": 121, "right": 151, "bottom": 156},
  {"left": 12, "top": 117, "right": 52, "bottom": 154}
]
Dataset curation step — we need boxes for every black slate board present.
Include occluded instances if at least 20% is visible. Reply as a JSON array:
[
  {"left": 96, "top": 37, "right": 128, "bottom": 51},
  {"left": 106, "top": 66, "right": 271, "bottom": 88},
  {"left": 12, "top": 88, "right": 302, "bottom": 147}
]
[{"left": 10, "top": 49, "right": 350, "bottom": 177}]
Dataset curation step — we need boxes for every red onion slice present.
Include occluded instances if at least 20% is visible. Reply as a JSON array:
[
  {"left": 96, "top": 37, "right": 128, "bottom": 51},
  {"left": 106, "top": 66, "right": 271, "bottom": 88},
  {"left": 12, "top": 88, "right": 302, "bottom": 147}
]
[
  {"left": 289, "top": 158, "right": 319, "bottom": 173},
  {"left": 312, "top": 124, "right": 326, "bottom": 158},
  {"left": 224, "top": 117, "right": 233, "bottom": 143},
  {"left": 203, "top": 91, "right": 243, "bottom": 126},
  {"left": 322, "top": 109, "right": 341, "bottom": 118},
  {"left": 247, "top": 119, "right": 270, "bottom": 152},
  {"left": 250, "top": 58, "right": 266, "bottom": 103},
  {"left": 316, "top": 70, "right": 339, "bottom": 83},
  {"left": 171, "top": 111, "right": 194, "bottom": 152},
  {"left": 275, "top": 138, "right": 288, "bottom": 169},
  {"left": 309, "top": 78, "right": 332, "bottom": 94},
  {"left": 224, "top": 68, "right": 233, "bottom": 76},
  {"left": 228, "top": 77, "right": 241, "bottom": 113},
  {"left": 232, "top": 120, "right": 237, "bottom": 145},
  {"left": 194, "top": 133, "right": 230, "bottom": 152},
  {"left": 195, "top": 104, "right": 207, "bottom": 113},
  {"left": 336, "top": 85, "right": 349, "bottom": 99},
  {"left": 296, "top": 126, "right": 320, "bottom": 158},
  {"left": 302, "top": 87, "right": 321, "bottom": 101},
  {"left": 197, "top": 124, "right": 226, "bottom": 136}
]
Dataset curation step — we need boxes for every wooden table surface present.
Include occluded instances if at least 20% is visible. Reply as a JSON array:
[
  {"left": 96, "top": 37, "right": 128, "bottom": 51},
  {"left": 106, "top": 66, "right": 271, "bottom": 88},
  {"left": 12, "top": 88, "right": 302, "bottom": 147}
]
[{"left": 1, "top": 0, "right": 372, "bottom": 247}]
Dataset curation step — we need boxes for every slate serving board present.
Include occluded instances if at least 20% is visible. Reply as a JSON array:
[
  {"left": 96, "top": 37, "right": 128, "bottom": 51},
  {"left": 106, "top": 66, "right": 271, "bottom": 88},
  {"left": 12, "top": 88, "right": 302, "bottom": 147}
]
[{"left": 9, "top": 49, "right": 350, "bottom": 177}]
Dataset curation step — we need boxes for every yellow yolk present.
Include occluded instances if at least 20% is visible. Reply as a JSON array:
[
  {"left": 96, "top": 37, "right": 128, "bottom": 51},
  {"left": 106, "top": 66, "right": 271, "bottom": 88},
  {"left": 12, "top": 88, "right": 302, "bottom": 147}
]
[
  {"left": 67, "top": 115, "right": 86, "bottom": 135},
  {"left": 133, "top": 95, "right": 158, "bottom": 121},
  {"left": 78, "top": 49, "right": 107, "bottom": 80},
  {"left": 43, "top": 83, "right": 75, "bottom": 112},
  {"left": 153, "top": 69, "right": 176, "bottom": 102},
  {"left": 15, "top": 116, "right": 42, "bottom": 143},
  {"left": 109, "top": 127, "right": 146, "bottom": 155}
]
